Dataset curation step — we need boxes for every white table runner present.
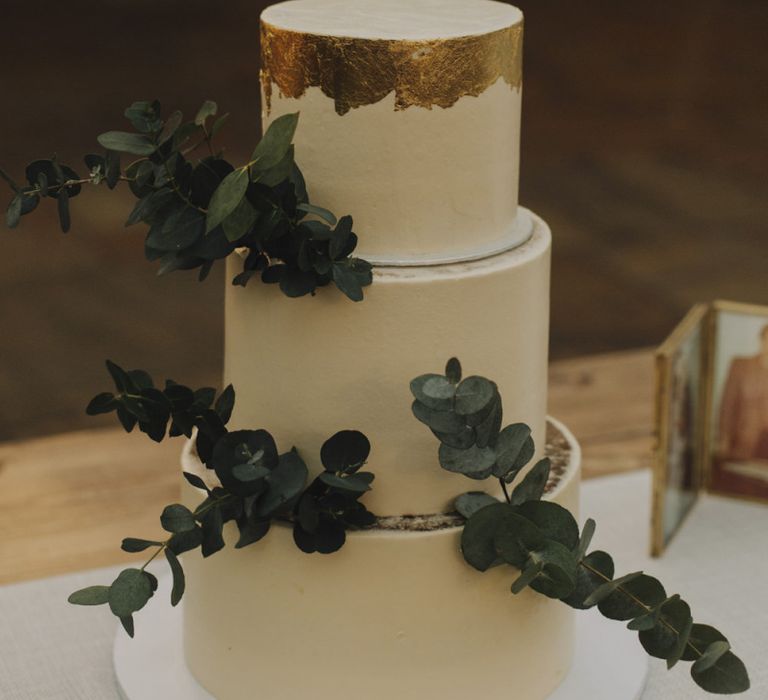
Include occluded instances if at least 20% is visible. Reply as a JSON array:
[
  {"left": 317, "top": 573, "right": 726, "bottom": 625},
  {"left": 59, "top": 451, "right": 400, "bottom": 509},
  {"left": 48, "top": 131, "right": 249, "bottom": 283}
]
[{"left": 1, "top": 470, "right": 766, "bottom": 699}]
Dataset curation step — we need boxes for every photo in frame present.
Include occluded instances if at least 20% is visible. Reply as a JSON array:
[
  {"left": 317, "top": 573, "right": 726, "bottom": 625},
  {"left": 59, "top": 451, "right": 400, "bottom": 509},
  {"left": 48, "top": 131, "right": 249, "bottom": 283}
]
[
  {"left": 652, "top": 304, "right": 707, "bottom": 557},
  {"left": 652, "top": 300, "right": 768, "bottom": 556}
]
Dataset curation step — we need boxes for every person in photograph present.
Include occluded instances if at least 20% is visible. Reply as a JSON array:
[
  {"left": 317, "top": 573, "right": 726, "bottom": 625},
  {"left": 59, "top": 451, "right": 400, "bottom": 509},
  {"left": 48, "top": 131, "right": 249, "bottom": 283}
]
[{"left": 718, "top": 324, "right": 768, "bottom": 463}]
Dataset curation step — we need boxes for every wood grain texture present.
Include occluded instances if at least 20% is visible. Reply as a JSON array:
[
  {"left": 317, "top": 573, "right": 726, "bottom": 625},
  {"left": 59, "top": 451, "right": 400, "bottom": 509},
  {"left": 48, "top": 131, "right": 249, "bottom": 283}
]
[{"left": 0, "top": 349, "right": 654, "bottom": 584}]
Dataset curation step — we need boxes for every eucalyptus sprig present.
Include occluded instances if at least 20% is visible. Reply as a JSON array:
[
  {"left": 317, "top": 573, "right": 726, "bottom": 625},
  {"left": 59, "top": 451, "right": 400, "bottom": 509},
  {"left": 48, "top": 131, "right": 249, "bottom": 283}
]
[
  {"left": 2, "top": 100, "right": 372, "bottom": 301},
  {"left": 411, "top": 358, "right": 750, "bottom": 696},
  {"left": 69, "top": 362, "right": 376, "bottom": 635}
]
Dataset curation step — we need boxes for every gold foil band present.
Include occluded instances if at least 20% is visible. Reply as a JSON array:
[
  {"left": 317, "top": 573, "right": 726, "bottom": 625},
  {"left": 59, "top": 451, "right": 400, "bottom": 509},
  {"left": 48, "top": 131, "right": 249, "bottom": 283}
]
[{"left": 261, "top": 21, "right": 523, "bottom": 115}]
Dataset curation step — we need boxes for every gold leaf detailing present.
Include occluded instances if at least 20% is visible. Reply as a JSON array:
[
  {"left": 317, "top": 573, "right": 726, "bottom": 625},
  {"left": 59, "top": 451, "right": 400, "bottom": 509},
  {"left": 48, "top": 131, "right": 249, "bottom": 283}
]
[{"left": 261, "top": 20, "right": 523, "bottom": 116}]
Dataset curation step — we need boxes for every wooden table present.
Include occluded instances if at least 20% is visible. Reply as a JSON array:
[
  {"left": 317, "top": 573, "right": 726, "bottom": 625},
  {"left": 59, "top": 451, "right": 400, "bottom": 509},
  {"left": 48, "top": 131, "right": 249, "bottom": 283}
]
[{"left": 0, "top": 349, "right": 654, "bottom": 585}]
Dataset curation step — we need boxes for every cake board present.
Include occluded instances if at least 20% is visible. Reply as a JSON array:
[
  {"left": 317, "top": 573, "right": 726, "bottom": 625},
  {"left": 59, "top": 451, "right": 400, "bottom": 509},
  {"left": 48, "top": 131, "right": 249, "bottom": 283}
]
[{"left": 114, "top": 574, "right": 648, "bottom": 700}]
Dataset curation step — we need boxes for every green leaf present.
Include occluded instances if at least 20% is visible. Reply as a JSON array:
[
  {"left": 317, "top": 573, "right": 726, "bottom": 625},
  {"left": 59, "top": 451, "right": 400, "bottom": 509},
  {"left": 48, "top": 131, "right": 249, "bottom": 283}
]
[
  {"left": 445, "top": 357, "right": 462, "bottom": 384},
  {"left": 526, "top": 540, "right": 578, "bottom": 599},
  {"left": 124, "top": 100, "right": 162, "bottom": 133},
  {"left": 160, "top": 504, "right": 197, "bottom": 533},
  {"left": 691, "top": 651, "right": 750, "bottom": 694},
  {"left": 182, "top": 471, "right": 210, "bottom": 492},
  {"left": 97, "top": 131, "right": 156, "bottom": 156},
  {"left": 493, "top": 513, "right": 547, "bottom": 569},
  {"left": 516, "top": 500, "right": 580, "bottom": 550},
  {"left": 439, "top": 442, "right": 496, "bottom": 479},
  {"left": 332, "top": 262, "right": 364, "bottom": 301},
  {"left": 211, "top": 113, "right": 230, "bottom": 138},
  {"left": 235, "top": 516, "right": 271, "bottom": 549},
  {"left": 509, "top": 458, "right": 551, "bottom": 504},
  {"left": 214, "top": 384, "right": 235, "bottom": 424},
  {"left": 158, "top": 110, "right": 183, "bottom": 145},
  {"left": 410, "top": 374, "right": 456, "bottom": 411},
  {"left": 575, "top": 518, "right": 596, "bottom": 561},
  {"left": 319, "top": 471, "right": 374, "bottom": 492},
  {"left": 86, "top": 392, "right": 117, "bottom": 415},
  {"left": 460, "top": 502, "right": 518, "bottom": 571},
  {"left": 638, "top": 597, "right": 691, "bottom": 659},
  {"left": 692, "top": 641, "right": 730, "bottom": 673},
  {"left": 474, "top": 395, "right": 502, "bottom": 449},
  {"left": 254, "top": 449, "right": 308, "bottom": 517},
  {"left": 167, "top": 526, "right": 203, "bottom": 555},
  {"left": 321, "top": 430, "right": 370, "bottom": 474},
  {"left": 206, "top": 168, "right": 249, "bottom": 233},
  {"left": 511, "top": 560, "right": 544, "bottom": 594},
  {"left": 494, "top": 423, "right": 533, "bottom": 477},
  {"left": 200, "top": 505, "right": 225, "bottom": 557},
  {"left": 454, "top": 376, "right": 496, "bottom": 417},
  {"left": 411, "top": 401, "right": 465, "bottom": 433},
  {"left": 6, "top": 194, "right": 21, "bottom": 228},
  {"left": 232, "top": 462, "right": 270, "bottom": 482},
  {"left": 222, "top": 197, "right": 258, "bottom": 242},
  {"left": 433, "top": 425, "right": 475, "bottom": 449},
  {"left": 256, "top": 144, "right": 295, "bottom": 187},
  {"left": 147, "top": 205, "right": 206, "bottom": 251},
  {"left": 598, "top": 574, "right": 666, "bottom": 621},
  {"left": 126, "top": 189, "right": 176, "bottom": 227},
  {"left": 583, "top": 570, "right": 644, "bottom": 607},
  {"left": 195, "top": 100, "right": 218, "bottom": 126},
  {"left": 562, "top": 550, "right": 615, "bottom": 609},
  {"left": 68, "top": 585, "right": 110, "bottom": 606},
  {"left": 455, "top": 492, "right": 499, "bottom": 519},
  {"left": 164, "top": 548, "right": 185, "bottom": 606},
  {"left": 280, "top": 268, "right": 317, "bottom": 298},
  {"left": 120, "top": 615, "right": 135, "bottom": 638},
  {"left": 667, "top": 613, "right": 693, "bottom": 669},
  {"left": 121, "top": 538, "right": 162, "bottom": 553},
  {"left": 108, "top": 568, "right": 154, "bottom": 617},
  {"left": 681, "top": 624, "right": 729, "bottom": 662},
  {"left": 297, "top": 202, "right": 337, "bottom": 226},
  {"left": 251, "top": 113, "right": 299, "bottom": 171}
]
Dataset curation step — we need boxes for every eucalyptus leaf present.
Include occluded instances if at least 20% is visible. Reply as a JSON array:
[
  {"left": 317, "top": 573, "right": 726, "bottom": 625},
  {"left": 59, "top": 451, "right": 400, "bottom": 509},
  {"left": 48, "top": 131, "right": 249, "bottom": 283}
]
[
  {"left": 320, "top": 430, "right": 370, "bottom": 474},
  {"left": 460, "top": 502, "right": 518, "bottom": 571},
  {"left": 251, "top": 113, "right": 299, "bottom": 171},
  {"left": 206, "top": 168, "right": 249, "bottom": 233},
  {"left": 200, "top": 505, "right": 225, "bottom": 557},
  {"left": 455, "top": 492, "right": 499, "bottom": 519},
  {"left": 410, "top": 374, "right": 456, "bottom": 411},
  {"left": 195, "top": 100, "right": 218, "bottom": 126},
  {"left": 254, "top": 449, "right": 308, "bottom": 517},
  {"left": 164, "top": 549, "right": 185, "bottom": 606},
  {"left": 691, "top": 651, "right": 750, "bottom": 694},
  {"left": 5, "top": 194, "right": 21, "bottom": 228},
  {"left": 97, "top": 131, "right": 156, "bottom": 156},
  {"left": 160, "top": 504, "right": 197, "bottom": 533},
  {"left": 516, "top": 500, "right": 579, "bottom": 550},
  {"left": 412, "top": 401, "right": 465, "bottom": 433},
  {"left": 68, "top": 585, "right": 111, "bottom": 606},
  {"left": 455, "top": 376, "right": 496, "bottom": 417},
  {"left": 121, "top": 537, "right": 162, "bottom": 553},
  {"left": 509, "top": 459, "right": 551, "bottom": 504},
  {"left": 583, "top": 570, "right": 644, "bottom": 607},
  {"left": 445, "top": 357, "right": 462, "bottom": 384},
  {"left": 108, "top": 568, "right": 154, "bottom": 617},
  {"left": 439, "top": 442, "right": 496, "bottom": 479}
]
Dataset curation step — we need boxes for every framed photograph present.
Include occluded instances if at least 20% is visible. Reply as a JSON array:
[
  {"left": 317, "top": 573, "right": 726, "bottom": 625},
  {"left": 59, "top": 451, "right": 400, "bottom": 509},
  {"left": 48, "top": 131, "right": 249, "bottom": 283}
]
[
  {"left": 703, "top": 300, "right": 768, "bottom": 504},
  {"left": 652, "top": 304, "right": 707, "bottom": 556}
]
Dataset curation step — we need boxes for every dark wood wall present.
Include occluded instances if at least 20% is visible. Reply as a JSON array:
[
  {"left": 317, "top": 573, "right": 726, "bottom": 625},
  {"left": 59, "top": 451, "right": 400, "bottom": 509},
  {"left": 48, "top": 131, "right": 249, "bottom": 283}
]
[{"left": 1, "top": 0, "right": 766, "bottom": 440}]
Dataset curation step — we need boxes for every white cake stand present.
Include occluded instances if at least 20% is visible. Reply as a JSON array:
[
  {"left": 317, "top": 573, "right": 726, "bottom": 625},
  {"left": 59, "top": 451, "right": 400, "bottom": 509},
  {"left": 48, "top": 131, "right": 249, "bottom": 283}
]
[{"left": 114, "top": 574, "right": 648, "bottom": 700}]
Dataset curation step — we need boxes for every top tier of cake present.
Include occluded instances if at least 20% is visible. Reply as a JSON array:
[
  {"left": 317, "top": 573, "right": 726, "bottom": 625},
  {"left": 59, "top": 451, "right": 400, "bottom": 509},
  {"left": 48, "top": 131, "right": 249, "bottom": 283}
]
[{"left": 261, "top": 0, "right": 525, "bottom": 264}]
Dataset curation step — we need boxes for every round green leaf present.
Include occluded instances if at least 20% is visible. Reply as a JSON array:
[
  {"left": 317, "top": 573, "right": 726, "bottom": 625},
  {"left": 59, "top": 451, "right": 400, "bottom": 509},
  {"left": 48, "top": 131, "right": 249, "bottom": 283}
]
[
  {"left": 681, "top": 624, "right": 729, "bottom": 662},
  {"left": 108, "top": 568, "right": 154, "bottom": 617},
  {"left": 516, "top": 500, "right": 580, "bottom": 550},
  {"left": 691, "top": 650, "right": 750, "bottom": 694},
  {"left": 638, "top": 597, "right": 692, "bottom": 659},
  {"left": 598, "top": 574, "right": 666, "bottom": 621},
  {"left": 320, "top": 430, "right": 370, "bottom": 474},
  {"left": 410, "top": 374, "right": 456, "bottom": 411},
  {"left": 254, "top": 450, "right": 308, "bottom": 517},
  {"left": 509, "top": 458, "right": 551, "bottom": 502},
  {"left": 562, "top": 550, "right": 615, "bottom": 609},
  {"left": 411, "top": 401, "right": 465, "bottom": 433},
  {"left": 493, "top": 514, "right": 547, "bottom": 568},
  {"left": 160, "top": 504, "right": 196, "bottom": 533},
  {"left": 455, "top": 491, "right": 499, "bottom": 519},
  {"left": 455, "top": 376, "right": 495, "bottom": 417},
  {"left": 461, "top": 502, "right": 517, "bottom": 571},
  {"left": 319, "top": 471, "right": 374, "bottom": 493},
  {"left": 97, "top": 131, "right": 156, "bottom": 156},
  {"left": 528, "top": 540, "right": 578, "bottom": 599},
  {"left": 439, "top": 443, "right": 496, "bottom": 479}
]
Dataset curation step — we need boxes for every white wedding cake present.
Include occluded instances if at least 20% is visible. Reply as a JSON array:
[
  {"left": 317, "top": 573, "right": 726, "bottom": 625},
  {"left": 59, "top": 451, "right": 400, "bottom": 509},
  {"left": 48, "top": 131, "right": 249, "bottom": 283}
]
[{"left": 180, "top": 1, "right": 582, "bottom": 697}]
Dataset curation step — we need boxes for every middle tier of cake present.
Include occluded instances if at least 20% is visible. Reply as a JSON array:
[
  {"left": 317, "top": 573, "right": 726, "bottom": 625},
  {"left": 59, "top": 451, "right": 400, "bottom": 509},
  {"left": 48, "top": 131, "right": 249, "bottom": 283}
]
[{"left": 224, "top": 207, "right": 551, "bottom": 516}]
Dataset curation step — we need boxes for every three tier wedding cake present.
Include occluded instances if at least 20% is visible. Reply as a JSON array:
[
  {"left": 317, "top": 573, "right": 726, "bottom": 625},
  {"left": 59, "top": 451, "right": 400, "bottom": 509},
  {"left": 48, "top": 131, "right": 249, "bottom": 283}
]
[{"left": 180, "top": 1, "right": 582, "bottom": 698}]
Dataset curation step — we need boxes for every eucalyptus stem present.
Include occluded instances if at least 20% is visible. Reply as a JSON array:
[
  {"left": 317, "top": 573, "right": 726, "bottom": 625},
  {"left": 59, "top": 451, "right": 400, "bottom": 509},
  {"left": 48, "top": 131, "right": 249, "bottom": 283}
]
[{"left": 580, "top": 560, "right": 704, "bottom": 657}]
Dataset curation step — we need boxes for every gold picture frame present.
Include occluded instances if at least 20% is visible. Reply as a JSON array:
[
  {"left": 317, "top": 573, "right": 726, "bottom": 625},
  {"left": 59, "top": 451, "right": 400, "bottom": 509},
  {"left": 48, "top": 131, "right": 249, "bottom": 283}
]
[{"left": 653, "top": 300, "right": 768, "bottom": 556}]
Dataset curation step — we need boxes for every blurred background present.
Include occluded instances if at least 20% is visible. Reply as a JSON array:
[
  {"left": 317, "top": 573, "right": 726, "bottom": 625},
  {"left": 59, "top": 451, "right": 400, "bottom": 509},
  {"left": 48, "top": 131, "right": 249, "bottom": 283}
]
[{"left": 0, "top": 0, "right": 766, "bottom": 441}]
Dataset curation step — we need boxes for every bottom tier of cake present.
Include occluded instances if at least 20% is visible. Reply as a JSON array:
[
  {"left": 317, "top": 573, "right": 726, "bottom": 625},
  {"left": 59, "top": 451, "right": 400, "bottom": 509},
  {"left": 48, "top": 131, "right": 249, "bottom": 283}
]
[{"left": 179, "top": 417, "right": 581, "bottom": 700}]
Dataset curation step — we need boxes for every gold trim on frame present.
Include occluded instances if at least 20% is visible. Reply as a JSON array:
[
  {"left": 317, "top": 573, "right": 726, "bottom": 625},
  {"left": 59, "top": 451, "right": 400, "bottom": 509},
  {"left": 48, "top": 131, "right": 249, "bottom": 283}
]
[
  {"left": 702, "top": 300, "right": 768, "bottom": 506},
  {"left": 651, "top": 304, "right": 709, "bottom": 557},
  {"left": 260, "top": 20, "right": 523, "bottom": 115}
]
